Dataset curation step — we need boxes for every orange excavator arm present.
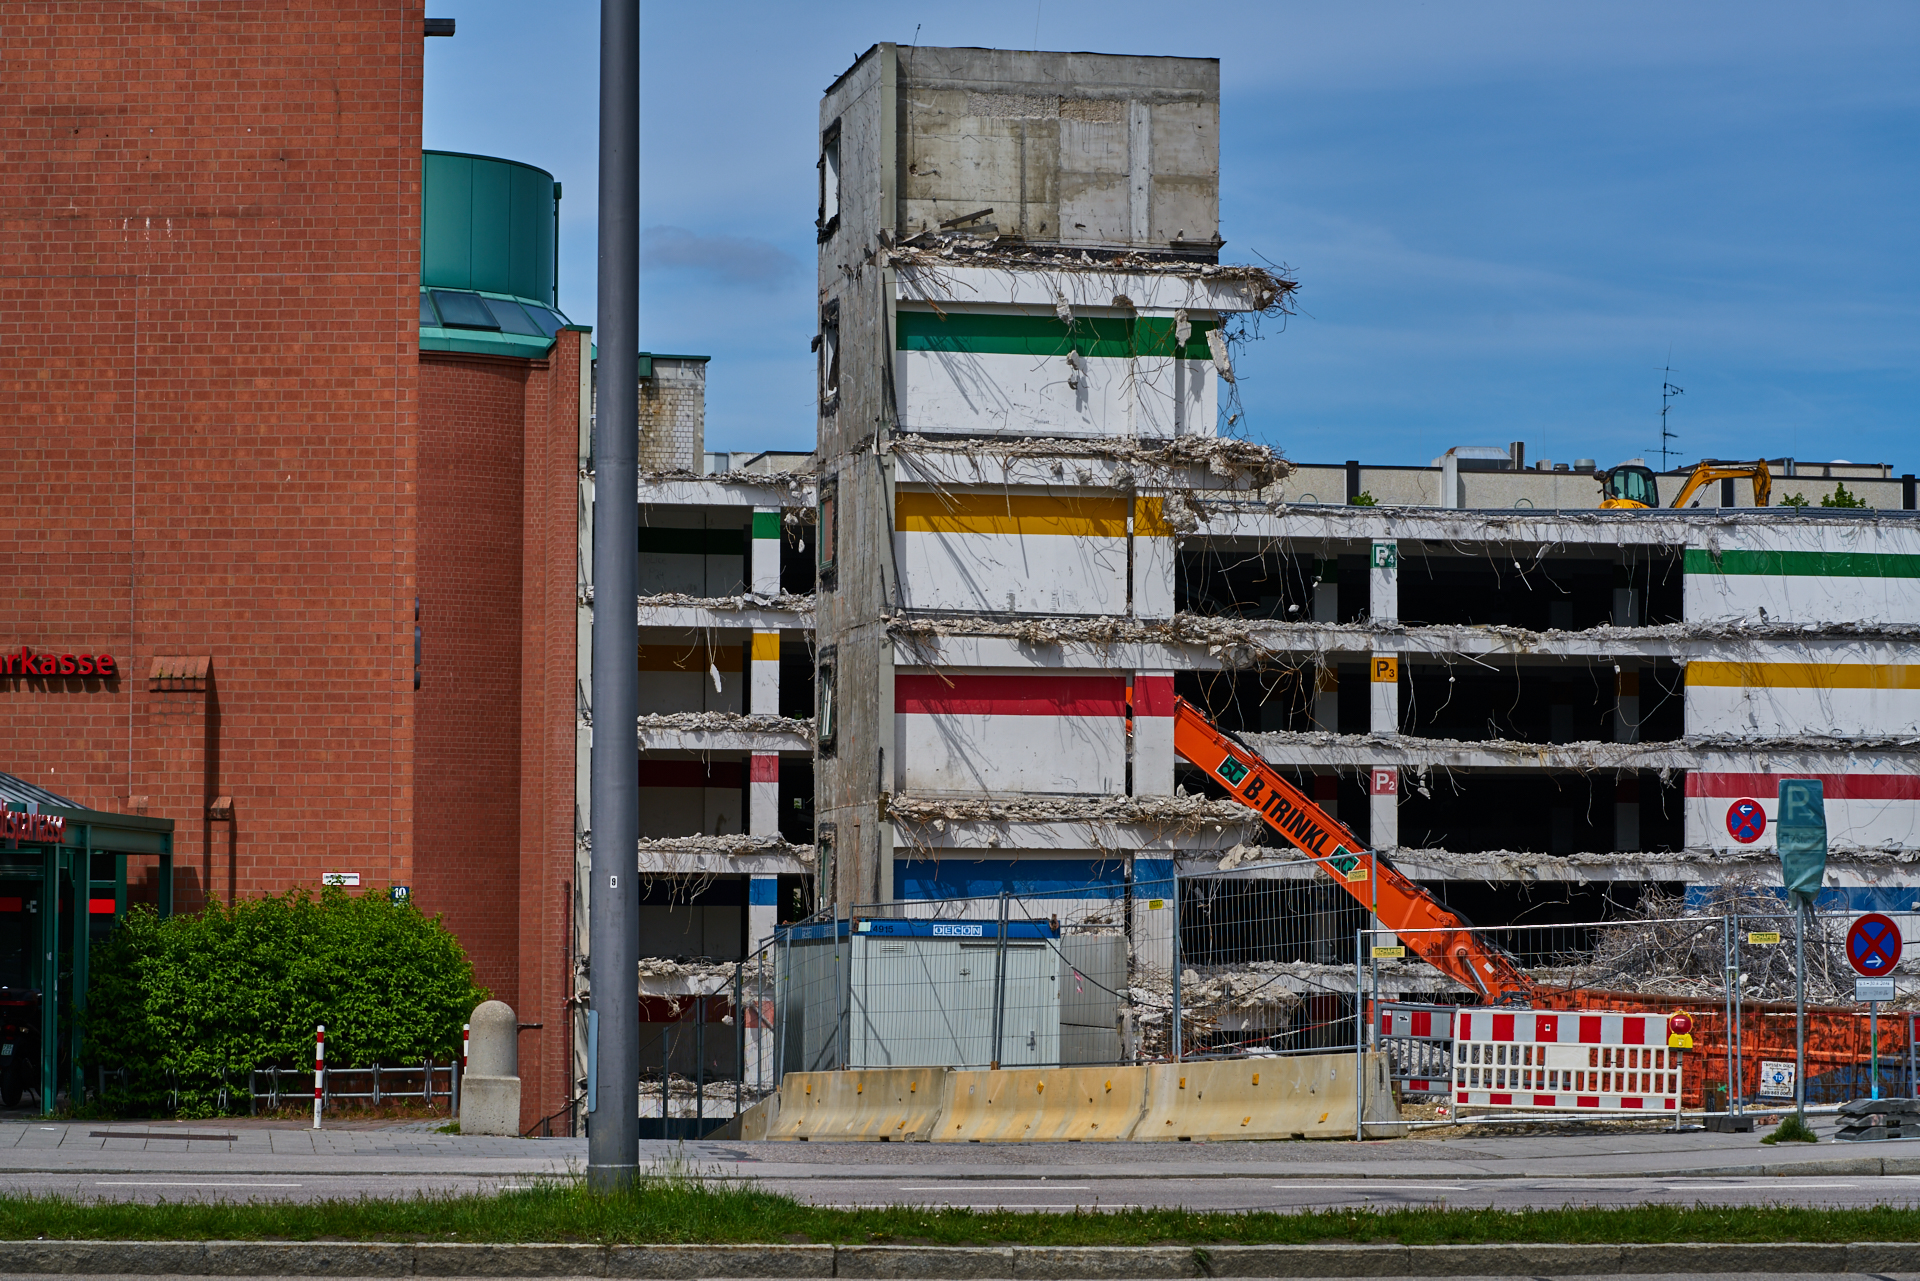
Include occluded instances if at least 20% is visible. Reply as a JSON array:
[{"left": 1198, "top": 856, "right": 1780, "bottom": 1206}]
[{"left": 1171, "top": 697, "right": 1537, "bottom": 1003}]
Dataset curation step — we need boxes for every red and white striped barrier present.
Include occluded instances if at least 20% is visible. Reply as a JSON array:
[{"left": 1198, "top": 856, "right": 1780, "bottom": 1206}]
[
  {"left": 313, "top": 1024, "right": 325, "bottom": 1130},
  {"left": 1453, "top": 1009, "right": 1680, "bottom": 1112}
]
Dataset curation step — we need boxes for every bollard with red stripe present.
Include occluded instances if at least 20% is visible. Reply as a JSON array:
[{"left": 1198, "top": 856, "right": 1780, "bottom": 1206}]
[{"left": 313, "top": 1024, "right": 325, "bottom": 1130}]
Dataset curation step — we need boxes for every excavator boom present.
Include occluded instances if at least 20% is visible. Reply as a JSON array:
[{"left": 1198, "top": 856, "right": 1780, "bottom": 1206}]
[
  {"left": 1170, "top": 698, "right": 1536, "bottom": 1002},
  {"left": 1669, "top": 460, "right": 1773, "bottom": 509}
]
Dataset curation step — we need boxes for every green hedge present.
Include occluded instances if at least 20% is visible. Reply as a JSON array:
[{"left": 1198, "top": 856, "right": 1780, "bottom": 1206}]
[{"left": 85, "top": 888, "right": 487, "bottom": 1115}]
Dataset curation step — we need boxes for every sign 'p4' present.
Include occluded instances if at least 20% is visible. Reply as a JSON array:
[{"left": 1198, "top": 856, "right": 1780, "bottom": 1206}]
[{"left": 1370, "top": 542, "right": 1398, "bottom": 570}]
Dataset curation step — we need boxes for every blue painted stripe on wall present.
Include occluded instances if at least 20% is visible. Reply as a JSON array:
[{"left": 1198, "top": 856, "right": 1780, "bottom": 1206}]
[
  {"left": 1685, "top": 884, "right": 1920, "bottom": 914},
  {"left": 894, "top": 857, "right": 1128, "bottom": 901}
]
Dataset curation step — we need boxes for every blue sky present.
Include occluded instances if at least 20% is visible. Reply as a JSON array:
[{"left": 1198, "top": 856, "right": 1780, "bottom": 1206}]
[{"left": 423, "top": 2, "right": 1918, "bottom": 469}]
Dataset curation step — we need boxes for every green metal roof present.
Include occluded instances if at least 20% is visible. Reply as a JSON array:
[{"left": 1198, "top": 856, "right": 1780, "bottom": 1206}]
[
  {"left": 423, "top": 151, "right": 558, "bottom": 304},
  {"left": 419, "top": 286, "right": 582, "bottom": 359}
]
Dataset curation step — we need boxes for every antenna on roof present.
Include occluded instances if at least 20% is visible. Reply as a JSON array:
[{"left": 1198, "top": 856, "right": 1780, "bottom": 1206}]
[{"left": 1656, "top": 363, "right": 1684, "bottom": 470}]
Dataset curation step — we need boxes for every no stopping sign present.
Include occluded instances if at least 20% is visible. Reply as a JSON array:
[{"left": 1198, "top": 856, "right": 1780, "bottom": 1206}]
[{"left": 1726, "top": 798, "right": 1767, "bottom": 844}]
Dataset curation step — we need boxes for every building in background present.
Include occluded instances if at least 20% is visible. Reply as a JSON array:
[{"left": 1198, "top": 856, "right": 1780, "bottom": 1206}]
[
  {"left": 0, "top": 7, "right": 594, "bottom": 1131},
  {"left": 794, "top": 43, "right": 1920, "bottom": 1053}
]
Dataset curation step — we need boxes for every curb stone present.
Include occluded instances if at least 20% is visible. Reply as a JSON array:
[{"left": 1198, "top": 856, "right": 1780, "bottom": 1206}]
[
  {"left": 2, "top": 1239, "right": 1920, "bottom": 1276},
  {"left": 608, "top": 1245, "right": 835, "bottom": 1278}
]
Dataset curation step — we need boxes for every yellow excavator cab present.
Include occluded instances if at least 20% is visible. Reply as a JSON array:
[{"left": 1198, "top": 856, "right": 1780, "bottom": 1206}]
[{"left": 1599, "top": 464, "right": 1659, "bottom": 509}]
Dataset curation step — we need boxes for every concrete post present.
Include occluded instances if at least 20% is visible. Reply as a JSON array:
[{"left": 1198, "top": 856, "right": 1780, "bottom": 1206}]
[
  {"left": 1368, "top": 542, "right": 1399, "bottom": 850},
  {"left": 750, "top": 508, "right": 781, "bottom": 596},
  {"left": 460, "top": 1001, "right": 522, "bottom": 1136},
  {"left": 1369, "top": 765, "right": 1399, "bottom": 853},
  {"left": 1368, "top": 540, "right": 1397, "bottom": 623},
  {"left": 1132, "top": 671, "right": 1176, "bottom": 796},
  {"left": 1131, "top": 857, "right": 1175, "bottom": 976}
]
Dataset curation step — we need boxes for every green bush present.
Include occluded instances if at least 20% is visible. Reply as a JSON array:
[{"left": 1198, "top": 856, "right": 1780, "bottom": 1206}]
[
  {"left": 1820, "top": 481, "right": 1868, "bottom": 508},
  {"left": 85, "top": 888, "right": 486, "bottom": 1115}
]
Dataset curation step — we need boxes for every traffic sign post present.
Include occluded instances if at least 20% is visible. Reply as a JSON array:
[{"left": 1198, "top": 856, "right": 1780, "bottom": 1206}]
[{"left": 1849, "top": 916, "right": 1903, "bottom": 1102}]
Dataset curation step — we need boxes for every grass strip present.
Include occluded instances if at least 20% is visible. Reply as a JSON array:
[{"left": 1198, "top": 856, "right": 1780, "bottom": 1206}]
[{"left": 3, "top": 1169, "right": 1920, "bottom": 1246}]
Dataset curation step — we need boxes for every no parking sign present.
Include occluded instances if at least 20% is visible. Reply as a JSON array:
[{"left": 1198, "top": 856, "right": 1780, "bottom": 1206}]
[{"left": 1847, "top": 913, "right": 1903, "bottom": 977}]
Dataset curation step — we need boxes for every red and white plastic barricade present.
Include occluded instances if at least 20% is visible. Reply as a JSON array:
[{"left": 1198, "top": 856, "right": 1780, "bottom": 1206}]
[
  {"left": 1377, "top": 1002, "right": 1456, "bottom": 1099},
  {"left": 1453, "top": 1009, "right": 1680, "bottom": 1112}
]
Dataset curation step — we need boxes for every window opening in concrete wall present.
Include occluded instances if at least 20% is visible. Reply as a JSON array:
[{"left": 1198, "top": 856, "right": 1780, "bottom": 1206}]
[
  {"left": 816, "top": 646, "right": 837, "bottom": 757},
  {"left": 1174, "top": 669, "right": 1316, "bottom": 734},
  {"left": 1397, "top": 772, "right": 1683, "bottom": 855},
  {"left": 818, "top": 121, "right": 841, "bottom": 240},
  {"left": 818, "top": 300, "right": 840, "bottom": 411},
  {"left": 816, "top": 476, "right": 837, "bottom": 590},
  {"left": 781, "top": 518, "right": 816, "bottom": 595},
  {"left": 778, "top": 757, "right": 815, "bottom": 845},
  {"left": 1175, "top": 545, "right": 1318, "bottom": 619},
  {"left": 636, "top": 874, "right": 747, "bottom": 962}
]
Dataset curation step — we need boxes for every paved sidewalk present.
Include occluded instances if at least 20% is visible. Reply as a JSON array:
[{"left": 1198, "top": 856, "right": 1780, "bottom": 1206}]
[{"left": 0, "top": 1113, "right": 1891, "bottom": 1178}]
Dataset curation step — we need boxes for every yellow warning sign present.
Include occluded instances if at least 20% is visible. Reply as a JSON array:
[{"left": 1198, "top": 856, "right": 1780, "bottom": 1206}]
[
  {"left": 1371, "top": 945, "right": 1406, "bottom": 959},
  {"left": 1748, "top": 931, "right": 1782, "bottom": 945},
  {"left": 1371, "top": 656, "right": 1399, "bottom": 683}
]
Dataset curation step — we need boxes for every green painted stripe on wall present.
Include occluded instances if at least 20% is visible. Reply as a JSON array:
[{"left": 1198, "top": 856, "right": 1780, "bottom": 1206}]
[
  {"left": 897, "top": 310, "right": 1216, "bottom": 360},
  {"left": 752, "top": 510, "right": 783, "bottom": 539},
  {"left": 1683, "top": 549, "right": 1920, "bottom": 578},
  {"left": 638, "top": 528, "right": 743, "bottom": 557}
]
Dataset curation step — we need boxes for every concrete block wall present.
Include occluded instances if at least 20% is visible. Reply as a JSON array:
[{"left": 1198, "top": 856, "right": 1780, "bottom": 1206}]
[{"left": 638, "top": 358, "right": 709, "bottom": 472}]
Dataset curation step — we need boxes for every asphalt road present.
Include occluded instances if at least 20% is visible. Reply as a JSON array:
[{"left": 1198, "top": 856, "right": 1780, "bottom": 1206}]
[{"left": 6, "top": 1116, "right": 1920, "bottom": 1213}]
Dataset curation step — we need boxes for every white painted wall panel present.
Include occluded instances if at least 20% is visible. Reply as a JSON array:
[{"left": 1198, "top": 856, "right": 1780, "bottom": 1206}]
[{"left": 895, "top": 528, "right": 1127, "bottom": 614}]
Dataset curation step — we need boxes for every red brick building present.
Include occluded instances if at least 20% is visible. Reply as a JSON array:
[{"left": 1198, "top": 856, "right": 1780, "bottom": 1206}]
[{"left": 1, "top": 3, "right": 582, "bottom": 1128}]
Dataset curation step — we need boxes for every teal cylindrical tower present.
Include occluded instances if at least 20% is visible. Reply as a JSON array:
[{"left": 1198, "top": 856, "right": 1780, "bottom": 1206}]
[{"left": 422, "top": 151, "right": 557, "bottom": 305}]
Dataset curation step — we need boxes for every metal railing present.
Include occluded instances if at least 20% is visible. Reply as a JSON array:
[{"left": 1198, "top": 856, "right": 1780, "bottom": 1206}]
[{"left": 249, "top": 1059, "right": 456, "bottom": 1115}]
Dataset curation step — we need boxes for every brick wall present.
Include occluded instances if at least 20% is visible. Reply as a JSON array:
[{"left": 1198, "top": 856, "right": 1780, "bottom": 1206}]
[
  {"left": 417, "top": 330, "right": 584, "bottom": 1129},
  {"left": 0, "top": 2, "right": 424, "bottom": 906}
]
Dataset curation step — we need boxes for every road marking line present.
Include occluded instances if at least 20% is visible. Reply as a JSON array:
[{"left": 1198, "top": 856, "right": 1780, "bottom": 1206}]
[
  {"left": 820, "top": 1203, "right": 1140, "bottom": 1211},
  {"left": 890, "top": 1190, "right": 1090, "bottom": 1198},
  {"left": 1274, "top": 1190, "right": 1466, "bottom": 1198},
  {"left": 96, "top": 1181, "right": 302, "bottom": 1188}
]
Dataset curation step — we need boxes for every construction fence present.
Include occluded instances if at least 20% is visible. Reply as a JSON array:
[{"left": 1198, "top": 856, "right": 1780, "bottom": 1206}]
[{"left": 721, "top": 861, "right": 1920, "bottom": 1123}]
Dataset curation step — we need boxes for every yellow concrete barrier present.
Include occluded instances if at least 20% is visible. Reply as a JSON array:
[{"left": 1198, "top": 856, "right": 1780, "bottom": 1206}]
[
  {"left": 932, "top": 1066, "right": 1147, "bottom": 1142},
  {"left": 1135, "top": 1052, "right": 1400, "bottom": 1141},
  {"left": 764, "top": 1068, "right": 949, "bottom": 1141},
  {"left": 712, "top": 1091, "right": 779, "bottom": 1141}
]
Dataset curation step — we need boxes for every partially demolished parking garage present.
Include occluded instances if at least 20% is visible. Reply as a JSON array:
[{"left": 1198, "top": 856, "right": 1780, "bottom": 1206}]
[{"left": 588, "top": 43, "right": 1920, "bottom": 1115}]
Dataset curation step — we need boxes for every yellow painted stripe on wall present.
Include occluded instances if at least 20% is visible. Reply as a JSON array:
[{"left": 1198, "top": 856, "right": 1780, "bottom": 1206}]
[
  {"left": 1134, "top": 496, "right": 1175, "bottom": 538},
  {"left": 1687, "top": 662, "right": 1920, "bottom": 690},
  {"left": 750, "top": 632, "right": 781, "bottom": 661},
  {"left": 895, "top": 490, "right": 1127, "bottom": 536}
]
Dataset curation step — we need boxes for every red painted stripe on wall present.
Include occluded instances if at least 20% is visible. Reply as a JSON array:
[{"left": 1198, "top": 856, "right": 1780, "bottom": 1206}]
[
  {"left": 638, "top": 761, "right": 744, "bottom": 788},
  {"left": 1688, "top": 773, "right": 1920, "bottom": 800},
  {"left": 895, "top": 674, "right": 1127, "bottom": 716},
  {"left": 1134, "top": 673, "right": 1177, "bottom": 716},
  {"left": 750, "top": 754, "right": 780, "bottom": 783}
]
